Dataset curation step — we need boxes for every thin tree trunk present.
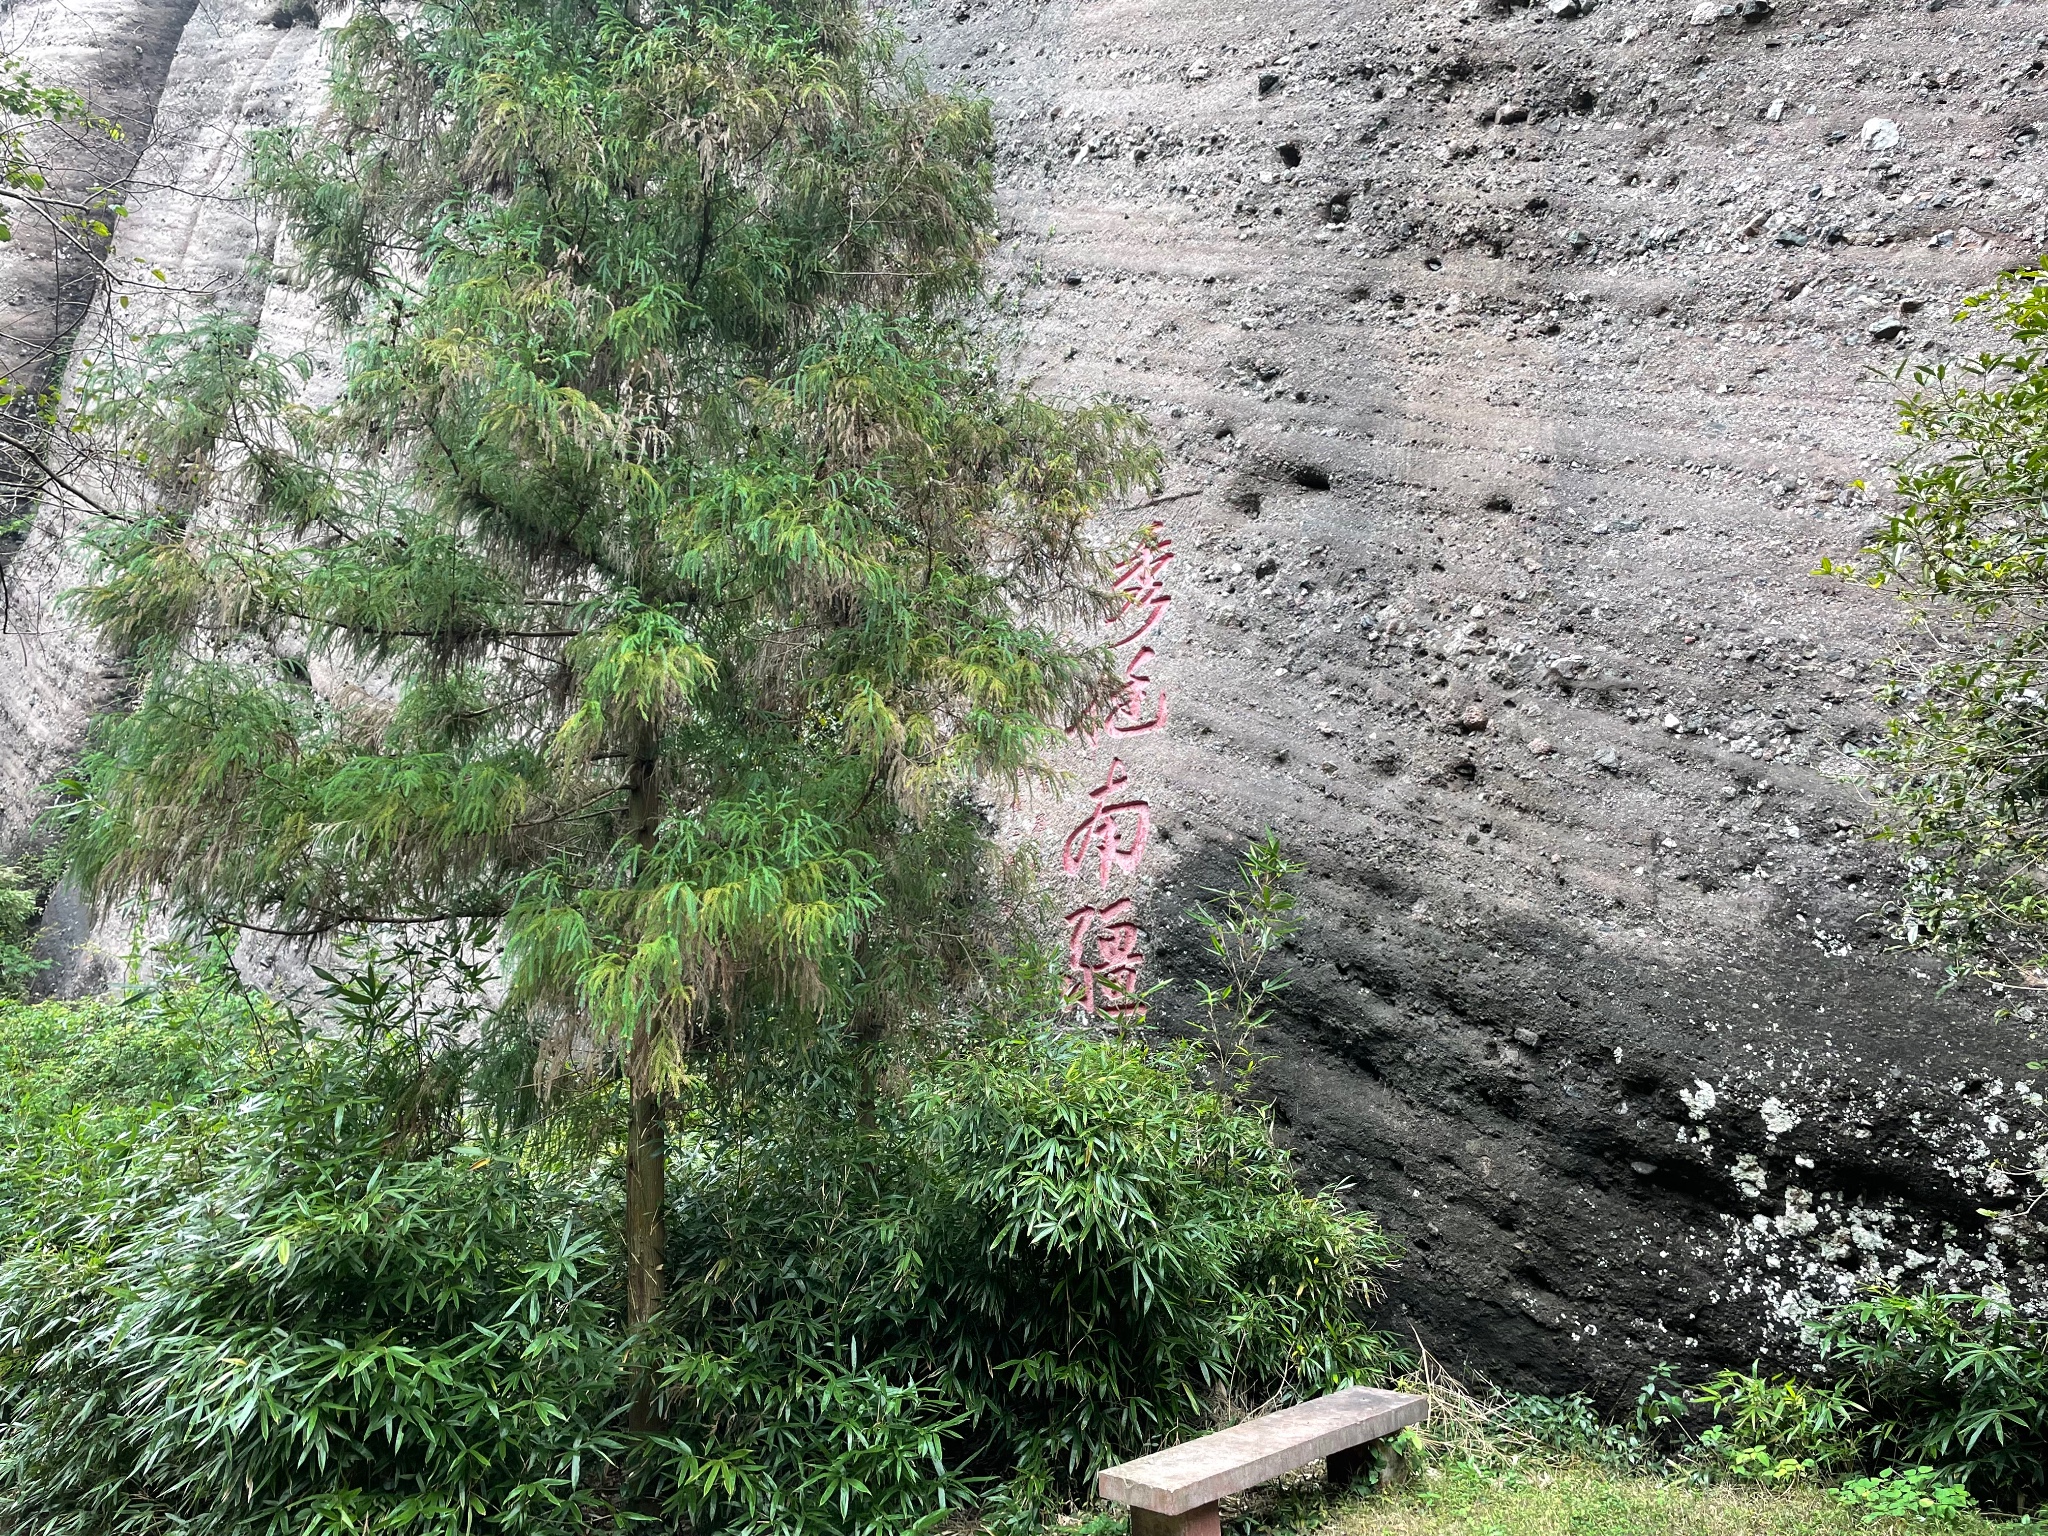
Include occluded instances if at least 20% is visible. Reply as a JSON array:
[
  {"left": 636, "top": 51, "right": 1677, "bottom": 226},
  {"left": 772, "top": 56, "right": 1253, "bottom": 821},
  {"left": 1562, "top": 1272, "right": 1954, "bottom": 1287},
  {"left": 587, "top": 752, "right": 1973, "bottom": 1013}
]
[
  {"left": 625, "top": 1025, "right": 667, "bottom": 1318},
  {"left": 625, "top": 1023, "right": 668, "bottom": 1432},
  {"left": 625, "top": 737, "right": 667, "bottom": 1432}
]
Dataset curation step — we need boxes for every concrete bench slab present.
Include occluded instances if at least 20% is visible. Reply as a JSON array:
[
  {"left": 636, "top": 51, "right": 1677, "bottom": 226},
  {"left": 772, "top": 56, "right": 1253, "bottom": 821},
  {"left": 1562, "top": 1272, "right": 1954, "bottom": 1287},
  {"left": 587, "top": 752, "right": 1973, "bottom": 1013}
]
[{"left": 1097, "top": 1387, "right": 1428, "bottom": 1536}]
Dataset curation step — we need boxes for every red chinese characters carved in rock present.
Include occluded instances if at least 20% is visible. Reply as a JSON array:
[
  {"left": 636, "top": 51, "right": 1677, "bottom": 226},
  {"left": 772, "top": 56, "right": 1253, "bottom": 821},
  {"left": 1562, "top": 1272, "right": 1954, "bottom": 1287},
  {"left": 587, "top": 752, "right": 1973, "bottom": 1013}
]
[
  {"left": 1068, "top": 646, "right": 1169, "bottom": 748},
  {"left": 1106, "top": 534, "right": 1176, "bottom": 650},
  {"left": 1060, "top": 525, "right": 1176, "bottom": 1017},
  {"left": 1063, "top": 900, "right": 1146, "bottom": 1017},
  {"left": 1105, "top": 645, "right": 1168, "bottom": 736},
  {"left": 1061, "top": 757, "right": 1151, "bottom": 888}
]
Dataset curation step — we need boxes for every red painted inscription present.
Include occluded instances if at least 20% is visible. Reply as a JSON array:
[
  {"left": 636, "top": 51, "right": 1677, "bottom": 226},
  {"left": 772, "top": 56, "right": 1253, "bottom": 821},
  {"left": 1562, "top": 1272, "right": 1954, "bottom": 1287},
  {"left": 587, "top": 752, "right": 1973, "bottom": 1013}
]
[{"left": 1064, "top": 900, "right": 1146, "bottom": 1017}]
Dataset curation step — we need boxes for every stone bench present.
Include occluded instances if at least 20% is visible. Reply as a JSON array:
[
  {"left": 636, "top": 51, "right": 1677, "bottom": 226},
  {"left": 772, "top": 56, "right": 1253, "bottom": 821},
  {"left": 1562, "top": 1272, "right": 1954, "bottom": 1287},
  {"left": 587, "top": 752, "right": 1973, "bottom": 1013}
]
[{"left": 1096, "top": 1386, "right": 1429, "bottom": 1536}]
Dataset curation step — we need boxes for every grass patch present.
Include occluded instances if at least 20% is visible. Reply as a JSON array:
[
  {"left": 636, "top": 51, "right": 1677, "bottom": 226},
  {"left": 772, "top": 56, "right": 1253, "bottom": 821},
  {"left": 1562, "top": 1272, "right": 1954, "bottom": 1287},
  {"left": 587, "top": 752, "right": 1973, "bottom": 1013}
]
[
  {"left": 1056, "top": 1357, "right": 2022, "bottom": 1536},
  {"left": 1318, "top": 1463, "right": 2000, "bottom": 1536}
]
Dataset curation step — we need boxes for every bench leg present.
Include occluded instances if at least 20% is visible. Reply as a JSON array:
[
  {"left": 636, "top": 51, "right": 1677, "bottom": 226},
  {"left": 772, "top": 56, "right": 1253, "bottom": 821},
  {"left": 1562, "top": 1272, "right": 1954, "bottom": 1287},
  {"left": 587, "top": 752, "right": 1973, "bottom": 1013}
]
[
  {"left": 1327, "top": 1441, "right": 1374, "bottom": 1490},
  {"left": 1328, "top": 1440, "right": 1407, "bottom": 1491},
  {"left": 1131, "top": 1502, "right": 1221, "bottom": 1536}
]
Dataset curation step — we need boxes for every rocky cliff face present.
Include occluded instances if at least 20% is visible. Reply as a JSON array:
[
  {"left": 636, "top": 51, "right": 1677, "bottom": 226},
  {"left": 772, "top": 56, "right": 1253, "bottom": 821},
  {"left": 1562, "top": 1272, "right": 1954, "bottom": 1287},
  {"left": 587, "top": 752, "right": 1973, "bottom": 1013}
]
[
  {"left": 939, "top": 0, "right": 2048, "bottom": 1395},
  {"left": 0, "top": 0, "right": 201, "bottom": 871},
  {"left": 0, "top": 0, "right": 328, "bottom": 990},
  {"left": 4, "top": 0, "right": 2045, "bottom": 1397}
]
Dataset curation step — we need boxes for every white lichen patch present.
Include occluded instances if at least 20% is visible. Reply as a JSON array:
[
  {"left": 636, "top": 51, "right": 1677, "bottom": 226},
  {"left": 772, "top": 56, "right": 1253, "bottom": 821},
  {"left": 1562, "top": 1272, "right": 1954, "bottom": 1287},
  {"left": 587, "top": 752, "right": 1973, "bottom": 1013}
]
[
  {"left": 1731, "top": 1153, "right": 1768, "bottom": 1199},
  {"left": 1687, "top": 1059, "right": 2048, "bottom": 1354}
]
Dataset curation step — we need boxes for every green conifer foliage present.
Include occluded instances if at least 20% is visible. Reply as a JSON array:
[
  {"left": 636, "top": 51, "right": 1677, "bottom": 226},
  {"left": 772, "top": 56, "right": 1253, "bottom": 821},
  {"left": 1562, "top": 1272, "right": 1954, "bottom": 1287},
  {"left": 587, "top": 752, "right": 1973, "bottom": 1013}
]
[{"left": 61, "top": 0, "right": 1156, "bottom": 1348}]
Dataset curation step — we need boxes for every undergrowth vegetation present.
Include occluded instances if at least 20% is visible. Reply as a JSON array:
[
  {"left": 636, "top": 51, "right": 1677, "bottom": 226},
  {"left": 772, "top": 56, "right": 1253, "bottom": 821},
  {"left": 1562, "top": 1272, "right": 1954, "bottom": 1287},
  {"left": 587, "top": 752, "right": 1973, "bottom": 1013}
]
[
  {"left": 1315, "top": 1461, "right": 1999, "bottom": 1536},
  {"left": 1088, "top": 1350, "right": 2034, "bottom": 1536},
  {"left": 0, "top": 867, "right": 44, "bottom": 997},
  {"left": 0, "top": 956, "right": 1397, "bottom": 1536},
  {"left": 1401, "top": 1311, "right": 2046, "bottom": 1523}
]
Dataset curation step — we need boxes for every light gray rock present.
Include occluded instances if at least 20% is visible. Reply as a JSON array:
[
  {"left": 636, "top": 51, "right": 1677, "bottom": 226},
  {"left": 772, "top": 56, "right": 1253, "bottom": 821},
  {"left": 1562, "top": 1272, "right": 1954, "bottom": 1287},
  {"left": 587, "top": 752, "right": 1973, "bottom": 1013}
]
[{"left": 1, "top": 0, "right": 326, "bottom": 849}]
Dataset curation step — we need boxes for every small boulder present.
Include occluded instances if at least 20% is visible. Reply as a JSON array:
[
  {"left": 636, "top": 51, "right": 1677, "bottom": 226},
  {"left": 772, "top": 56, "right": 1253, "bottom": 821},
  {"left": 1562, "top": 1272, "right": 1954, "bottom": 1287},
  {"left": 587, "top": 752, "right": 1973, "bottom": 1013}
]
[{"left": 1861, "top": 117, "right": 1901, "bottom": 154}]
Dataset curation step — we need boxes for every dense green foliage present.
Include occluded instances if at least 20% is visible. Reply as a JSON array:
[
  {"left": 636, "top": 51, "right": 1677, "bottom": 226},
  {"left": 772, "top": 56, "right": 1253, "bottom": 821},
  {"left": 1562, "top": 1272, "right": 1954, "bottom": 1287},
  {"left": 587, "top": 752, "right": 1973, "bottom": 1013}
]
[
  {"left": 0, "top": 979, "right": 1396, "bottom": 1535},
  {"left": 1, "top": 1012, "right": 623, "bottom": 1536},
  {"left": 654, "top": 1026, "right": 1396, "bottom": 1522},
  {"left": 65, "top": 0, "right": 1152, "bottom": 1016},
  {"left": 1808, "top": 1290, "right": 2048, "bottom": 1508},
  {"left": 1833, "top": 1465, "right": 1979, "bottom": 1526},
  {"left": 1688, "top": 1369, "right": 1862, "bottom": 1485},
  {"left": 0, "top": 978, "right": 253, "bottom": 1123},
  {"left": 61, "top": 0, "right": 1157, "bottom": 1373},
  {"left": 0, "top": 869, "right": 42, "bottom": 998},
  {"left": 1831, "top": 267, "right": 2048, "bottom": 978},
  {"left": 1469, "top": 1294, "right": 2044, "bottom": 1515}
]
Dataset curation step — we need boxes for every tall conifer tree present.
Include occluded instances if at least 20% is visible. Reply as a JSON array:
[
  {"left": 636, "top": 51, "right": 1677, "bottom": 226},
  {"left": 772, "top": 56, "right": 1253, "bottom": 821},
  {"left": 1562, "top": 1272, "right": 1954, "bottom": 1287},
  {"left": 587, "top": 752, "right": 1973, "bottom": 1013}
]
[{"left": 63, "top": 0, "right": 1155, "bottom": 1366}]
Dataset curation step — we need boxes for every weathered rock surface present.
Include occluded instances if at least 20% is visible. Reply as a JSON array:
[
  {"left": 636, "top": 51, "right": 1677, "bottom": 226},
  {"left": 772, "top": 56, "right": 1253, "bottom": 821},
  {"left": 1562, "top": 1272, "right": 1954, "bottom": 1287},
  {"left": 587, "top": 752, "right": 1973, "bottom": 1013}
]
[
  {"left": 0, "top": 0, "right": 199, "bottom": 472},
  {"left": 944, "top": 0, "right": 2048, "bottom": 1394},
  {"left": 5, "top": 0, "right": 2048, "bottom": 1396},
  {"left": 0, "top": 0, "right": 326, "bottom": 990}
]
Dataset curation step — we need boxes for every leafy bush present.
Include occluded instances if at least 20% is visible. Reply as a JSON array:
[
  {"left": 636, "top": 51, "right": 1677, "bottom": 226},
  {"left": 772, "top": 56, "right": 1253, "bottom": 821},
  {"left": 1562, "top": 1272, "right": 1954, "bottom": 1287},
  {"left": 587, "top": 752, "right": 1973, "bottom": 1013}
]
[
  {"left": 1835, "top": 1466, "right": 1979, "bottom": 1525},
  {"left": 648, "top": 1028, "right": 1397, "bottom": 1531},
  {"left": 1691, "top": 1368, "right": 1862, "bottom": 1483},
  {"left": 1811, "top": 1289, "right": 2048, "bottom": 1507},
  {"left": 0, "top": 981, "right": 255, "bottom": 1126},
  {"left": 0, "top": 992, "right": 1396, "bottom": 1535},
  {"left": 1489, "top": 1392, "right": 1665, "bottom": 1473},
  {"left": 0, "top": 869, "right": 44, "bottom": 999},
  {"left": 0, "top": 1013, "right": 626, "bottom": 1536},
  {"left": 1834, "top": 266, "right": 2048, "bottom": 978}
]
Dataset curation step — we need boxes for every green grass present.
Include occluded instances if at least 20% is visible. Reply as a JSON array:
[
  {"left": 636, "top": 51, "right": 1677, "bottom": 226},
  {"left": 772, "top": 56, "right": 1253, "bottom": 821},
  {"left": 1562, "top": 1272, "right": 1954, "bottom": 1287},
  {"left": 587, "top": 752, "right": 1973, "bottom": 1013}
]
[
  {"left": 1314, "top": 1463, "right": 2003, "bottom": 1536},
  {"left": 1055, "top": 1460, "right": 2013, "bottom": 1536}
]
